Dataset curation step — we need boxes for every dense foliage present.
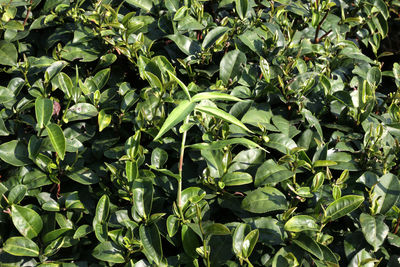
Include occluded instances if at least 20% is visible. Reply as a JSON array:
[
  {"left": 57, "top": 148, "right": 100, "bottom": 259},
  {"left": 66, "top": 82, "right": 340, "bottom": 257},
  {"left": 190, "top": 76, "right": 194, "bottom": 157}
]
[{"left": 1, "top": 0, "right": 400, "bottom": 266}]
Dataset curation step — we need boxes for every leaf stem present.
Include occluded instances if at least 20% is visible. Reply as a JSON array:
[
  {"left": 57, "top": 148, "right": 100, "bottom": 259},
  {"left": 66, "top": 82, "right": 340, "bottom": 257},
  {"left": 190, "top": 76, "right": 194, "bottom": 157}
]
[
  {"left": 177, "top": 115, "right": 190, "bottom": 220},
  {"left": 314, "top": 10, "right": 330, "bottom": 43}
]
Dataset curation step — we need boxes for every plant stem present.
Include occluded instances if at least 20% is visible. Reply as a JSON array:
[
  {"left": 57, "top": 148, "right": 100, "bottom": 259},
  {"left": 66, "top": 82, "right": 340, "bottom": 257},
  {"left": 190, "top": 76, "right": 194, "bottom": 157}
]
[
  {"left": 177, "top": 115, "right": 190, "bottom": 220},
  {"left": 314, "top": 10, "right": 330, "bottom": 43}
]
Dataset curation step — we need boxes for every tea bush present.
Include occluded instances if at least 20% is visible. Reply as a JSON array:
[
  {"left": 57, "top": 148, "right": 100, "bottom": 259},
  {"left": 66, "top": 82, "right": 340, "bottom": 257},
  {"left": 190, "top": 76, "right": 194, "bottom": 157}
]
[{"left": 1, "top": 0, "right": 400, "bottom": 266}]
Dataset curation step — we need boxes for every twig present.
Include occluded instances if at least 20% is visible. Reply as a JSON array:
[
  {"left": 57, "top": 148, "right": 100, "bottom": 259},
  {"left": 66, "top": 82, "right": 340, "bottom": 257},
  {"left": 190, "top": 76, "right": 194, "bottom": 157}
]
[
  {"left": 23, "top": 0, "right": 33, "bottom": 27},
  {"left": 314, "top": 10, "right": 330, "bottom": 43},
  {"left": 316, "top": 30, "right": 332, "bottom": 43}
]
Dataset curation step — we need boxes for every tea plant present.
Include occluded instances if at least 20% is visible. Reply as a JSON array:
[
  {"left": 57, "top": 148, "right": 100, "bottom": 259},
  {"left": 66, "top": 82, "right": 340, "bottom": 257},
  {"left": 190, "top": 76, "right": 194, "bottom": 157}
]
[{"left": 0, "top": 0, "right": 400, "bottom": 266}]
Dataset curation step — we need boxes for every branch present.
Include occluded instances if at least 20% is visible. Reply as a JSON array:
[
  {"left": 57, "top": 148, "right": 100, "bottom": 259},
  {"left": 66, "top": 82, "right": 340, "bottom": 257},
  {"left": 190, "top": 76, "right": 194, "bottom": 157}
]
[{"left": 314, "top": 10, "right": 330, "bottom": 43}]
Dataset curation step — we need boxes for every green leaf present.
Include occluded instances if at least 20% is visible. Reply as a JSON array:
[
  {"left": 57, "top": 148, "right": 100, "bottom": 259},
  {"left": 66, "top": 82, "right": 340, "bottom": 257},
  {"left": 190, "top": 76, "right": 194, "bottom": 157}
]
[
  {"left": 360, "top": 213, "right": 389, "bottom": 252},
  {"left": 58, "top": 72, "right": 80, "bottom": 103},
  {"left": 196, "top": 105, "right": 253, "bottom": 133},
  {"left": 92, "top": 241, "right": 125, "bottom": 263},
  {"left": 233, "top": 224, "right": 250, "bottom": 257},
  {"left": 242, "top": 187, "right": 288, "bottom": 213},
  {"left": 373, "top": 0, "right": 389, "bottom": 19},
  {"left": 46, "top": 123, "right": 66, "bottom": 160},
  {"left": 0, "top": 117, "right": 9, "bottom": 136},
  {"left": 373, "top": 173, "right": 400, "bottom": 214},
  {"left": 292, "top": 234, "right": 323, "bottom": 260},
  {"left": 166, "top": 215, "right": 179, "bottom": 237},
  {"left": 7, "top": 185, "right": 27, "bottom": 204},
  {"left": 151, "top": 147, "right": 168, "bottom": 168},
  {"left": 0, "top": 140, "right": 31, "bottom": 166},
  {"left": 94, "top": 195, "right": 110, "bottom": 242},
  {"left": 235, "top": 0, "right": 248, "bottom": 20},
  {"left": 166, "top": 69, "right": 191, "bottom": 100},
  {"left": 125, "top": 160, "right": 138, "bottom": 182},
  {"left": 192, "top": 92, "right": 242, "bottom": 102},
  {"left": 11, "top": 204, "right": 43, "bottom": 239},
  {"left": 220, "top": 49, "right": 247, "bottom": 85},
  {"left": 95, "top": 195, "right": 110, "bottom": 223},
  {"left": 203, "top": 223, "right": 231, "bottom": 236},
  {"left": 241, "top": 229, "right": 258, "bottom": 259},
  {"left": 45, "top": 61, "right": 67, "bottom": 83},
  {"left": 181, "top": 187, "right": 206, "bottom": 211},
  {"left": 324, "top": 195, "right": 364, "bottom": 222},
  {"left": 222, "top": 172, "right": 253, "bottom": 186},
  {"left": 132, "top": 179, "right": 154, "bottom": 219},
  {"left": 35, "top": 97, "right": 53, "bottom": 128},
  {"left": 255, "top": 159, "right": 293, "bottom": 187},
  {"left": 0, "top": 41, "right": 18, "bottom": 66},
  {"left": 64, "top": 103, "right": 98, "bottom": 122},
  {"left": 167, "top": 34, "right": 201, "bottom": 55},
  {"left": 367, "top": 67, "right": 382, "bottom": 86},
  {"left": 313, "top": 160, "right": 337, "bottom": 168},
  {"left": 303, "top": 109, "right": 323, "bottom": 140},
  {"left": 265, "top": 133, "right": 297, "bottom": 154},
  {"left": 67, "top": 167, "right": 99, "bottom": 185},
  {"left": 3, "top": 236, "right": 39, "bottom": 257},
  {"left": 139, "top": 224, "right": 163, "bottom": 265},
  {"left": 202, "top": 27, "right": 229, "bottom": 49},
  {"left": 181, "top": 224, "right": 200, "bottom": 258},
  {"left": 74, "top": 224, "right": 93, "bottom": 239},
  {"left": 98, "top": 109, "right": 112, "bottom": 132},
  {"left": 125, "top": 0, "right": 153, "bottom": 12},
  {"left": 154, "top": 100, "right": 195, "bottom": 140},
  {"left": 284, "top": 215, "right": 319, "bottom": 232},
  {"left": 188, "top": 137, "right": 263, "bottom": 151},
  {"left": 93, "top": 68, "right": 110, "bottom": 91}
]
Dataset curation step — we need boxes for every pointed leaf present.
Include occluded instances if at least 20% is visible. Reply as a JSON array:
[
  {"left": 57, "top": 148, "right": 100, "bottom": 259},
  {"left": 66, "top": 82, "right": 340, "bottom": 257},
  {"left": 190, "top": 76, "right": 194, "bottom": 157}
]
[
  {"left": 373, "top": 173, "right": 400, "bottom": 214},
  {"left": 139, "top": 224, "right": 163, "bottom": 265},
  {"left": 235, "top": 0, "right": 249, "bottom": 20},
  {"left": 98, "top": 109, "right": 112, "bottom": 132},
  {"left": 324, "top": 195, "right": 364, "bottom": 222},
  {"left": 192, "top": 92, "right": 242, "bottom": 102},
  {"left": 0, "top": 41, "right": 18, "bottom": 66},
  {"left": 196, "top": 105, "right": 253, "bottom": 133},
  {"left": 35, "top": 98, "right": 53, "bottom": 128},
  {"left": 242, "top": 187, "right": 288, "bottom": 213},
  {"left": 284, "top": 215, "right": 319, "bottom": 232},
  {"left": 0, "top": 140, "right": 31, "bottom": 166},
  {"left": 220, "top": 49, "right": 247, "bottom": 85},
  {"left": 202, "top": 27, "right": 229, "bottom": 49},
  {"left": 166, "top": 70, "right": 191, "bottom": 100},
  {"left": 242, "top": 229, "right": 259, "bottom": 258},
  {"left": 11, "top": 204, "right": 43, "bottom": 238},
  {"left": 360, "top": 213, "right": 389, "bottom": 251},
  {"left": 46, "top": 123, "right": 66, "bottom": 160},
  {"left": 92, "top": 241, "right": 125, "bottom": 263},
  {"left": 3, "top": 236, "right": 39, "bottom": 257},
  {"left": 154, "top": 100, "right": 195, "bottom": 140}
]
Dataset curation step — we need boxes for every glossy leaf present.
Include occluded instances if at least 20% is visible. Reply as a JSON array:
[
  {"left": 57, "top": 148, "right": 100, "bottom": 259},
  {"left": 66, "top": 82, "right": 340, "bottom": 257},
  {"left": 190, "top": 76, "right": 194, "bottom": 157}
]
[
  {"left": 154, "top": 100, "right": 195, "bottom": 140},
  {"left": 196, "top": 105, "right": 253, "bottom": 133},
  {"left": 35, "top": 97, "right": 53, "bottom": 128},
  {"left": 3, "top": 236, "right": 39, "bottom": 257},
  {"left": 0, "top": 41, "right": 17, "bottom": 66},
  {"left": 11, "top": 204, "right": 43, "bottom": 239},
  {"left": 360, "top": 213, "right": 389, "bottom": 251},
  {"left": 46, "top": 123, "right": 66, "bottom": 160},
  {"left": 324, "top": 195, "right": 364, "bottom": 222},
  {"left": 373, "top": 173, "right": 400, "bottom": 214},
  {"left": 220, "top": 49, "right": 246, "bottom": 85},
  {"left": 242, "top": 187, "right": 288, "bottom": 213},
  {"left": 92, "top": 241, "right": 125, "bottom": 263},
  {"left": 0, "top": 140, "right": 32, "bottom": 167},
  {"left": 284, "top": 215, "right": 319, "bottom": 232},
  {"left": 139, "top": 224, "right": 163, "bottom": 265},
  {"left": 202, "top": 27, "right": 229, "bottom": 49}
]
